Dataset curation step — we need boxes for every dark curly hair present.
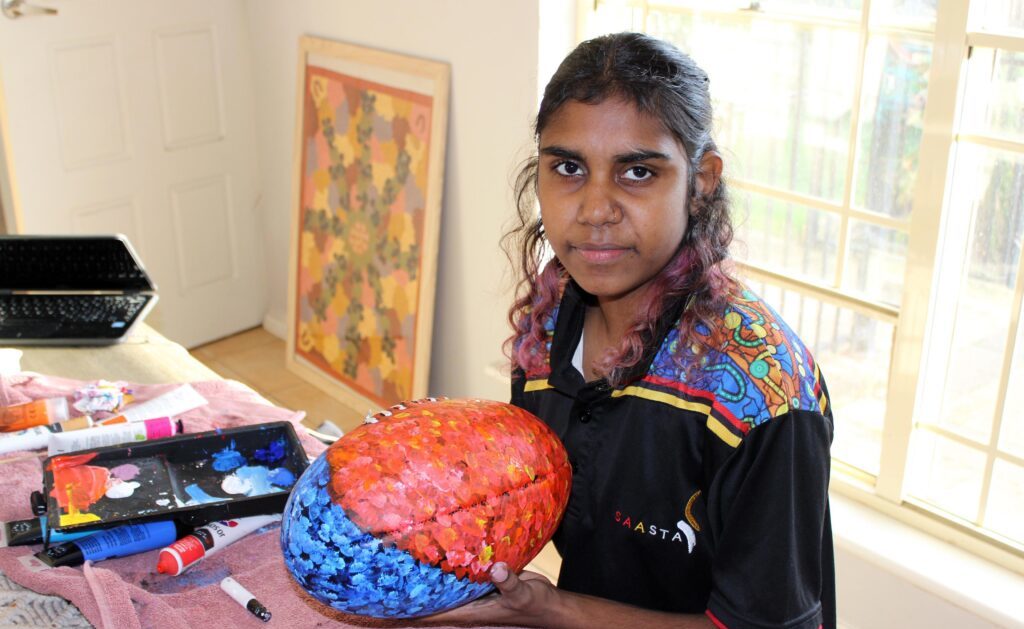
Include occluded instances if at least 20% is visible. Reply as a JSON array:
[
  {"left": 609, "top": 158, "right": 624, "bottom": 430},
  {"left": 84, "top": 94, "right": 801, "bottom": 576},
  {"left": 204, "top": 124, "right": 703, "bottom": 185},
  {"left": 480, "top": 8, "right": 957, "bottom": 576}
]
[{"left": 505, "top": 32, "right": 736, "bottom": 386}]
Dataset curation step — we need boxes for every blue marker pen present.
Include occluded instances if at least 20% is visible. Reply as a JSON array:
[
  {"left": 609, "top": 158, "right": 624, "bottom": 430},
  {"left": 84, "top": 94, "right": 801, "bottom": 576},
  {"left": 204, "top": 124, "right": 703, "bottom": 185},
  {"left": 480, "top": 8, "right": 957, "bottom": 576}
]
[{"left": 35, "top": 520, "right": 191, "bottom": 568}]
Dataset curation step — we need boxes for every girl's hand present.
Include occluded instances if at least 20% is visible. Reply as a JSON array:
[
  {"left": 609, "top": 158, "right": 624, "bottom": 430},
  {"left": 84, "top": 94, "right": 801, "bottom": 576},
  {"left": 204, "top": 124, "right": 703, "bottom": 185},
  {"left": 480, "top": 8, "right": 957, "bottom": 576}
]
[
  {"left": 425, "top": 563, "right": 713, "bottom": 629},
  {"left": 424, "top": 562, "right": 561, "bottom": 627}
]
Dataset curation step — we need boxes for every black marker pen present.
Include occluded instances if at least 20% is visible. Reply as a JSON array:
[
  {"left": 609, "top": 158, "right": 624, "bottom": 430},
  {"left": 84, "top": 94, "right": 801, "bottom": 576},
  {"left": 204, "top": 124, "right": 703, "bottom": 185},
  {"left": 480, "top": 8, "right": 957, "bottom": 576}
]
[{"left": 220, "top": 576, "right": 271, "bottom": 622}]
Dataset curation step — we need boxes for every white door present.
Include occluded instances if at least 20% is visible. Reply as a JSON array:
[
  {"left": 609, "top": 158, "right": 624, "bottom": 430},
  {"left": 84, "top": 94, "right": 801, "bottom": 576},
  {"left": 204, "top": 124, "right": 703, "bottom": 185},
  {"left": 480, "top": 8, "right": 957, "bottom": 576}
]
[{"left": 0, "top": 0, "right": 265, "bottom": 347}]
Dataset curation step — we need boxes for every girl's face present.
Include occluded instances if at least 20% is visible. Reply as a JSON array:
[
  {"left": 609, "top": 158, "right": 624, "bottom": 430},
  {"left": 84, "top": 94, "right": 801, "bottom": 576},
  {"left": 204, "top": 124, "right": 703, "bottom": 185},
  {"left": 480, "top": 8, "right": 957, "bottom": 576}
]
[{"left": 538, "top": 97, "right": 692, "bottom": 307}]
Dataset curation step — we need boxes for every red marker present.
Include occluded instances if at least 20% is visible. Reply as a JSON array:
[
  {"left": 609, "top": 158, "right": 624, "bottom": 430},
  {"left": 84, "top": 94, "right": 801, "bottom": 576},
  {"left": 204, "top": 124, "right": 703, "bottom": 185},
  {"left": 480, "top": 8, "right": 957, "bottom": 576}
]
[{"left": 156, "top": 514, "right": 281, "bottom": 575}]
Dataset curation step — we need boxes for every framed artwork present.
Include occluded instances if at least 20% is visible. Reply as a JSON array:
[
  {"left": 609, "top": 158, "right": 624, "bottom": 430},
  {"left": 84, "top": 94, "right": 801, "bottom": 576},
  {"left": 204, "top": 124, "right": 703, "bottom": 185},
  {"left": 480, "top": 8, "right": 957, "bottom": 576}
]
[{"left": 286, "top": 36, "right": 449, "bottom": 417}]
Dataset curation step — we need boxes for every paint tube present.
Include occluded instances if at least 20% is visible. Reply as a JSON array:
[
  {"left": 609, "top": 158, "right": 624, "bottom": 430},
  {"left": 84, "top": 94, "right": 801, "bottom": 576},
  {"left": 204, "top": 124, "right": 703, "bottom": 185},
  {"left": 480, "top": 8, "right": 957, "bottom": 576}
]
[
  {"left": 34, "top": 520, "right": 192, "bottom": 568},
  {"left": 47, "top": 416, "right": 183, "bottom": 455},
  {"left": 98, "top": 384, "right": 206, "bottom": 425},
  {"left": 0, "top": 515, "right": 95, "bottom": 547},
  {"left": 0, "top": 416, "right": 94, "bottom": 455},
  {"left": 0, "top": 397, "right": 72, "bottom": 432},
  {"left": 156, "top": 514, "right": 282, "bottom": 575}
]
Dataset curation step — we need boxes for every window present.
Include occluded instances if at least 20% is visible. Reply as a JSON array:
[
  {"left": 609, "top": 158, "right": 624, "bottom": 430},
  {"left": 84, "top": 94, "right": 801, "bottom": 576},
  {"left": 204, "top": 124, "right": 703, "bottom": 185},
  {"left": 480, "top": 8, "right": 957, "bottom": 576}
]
[{"left": 580, "top": 0, "right": 1024, "bottom": 567}]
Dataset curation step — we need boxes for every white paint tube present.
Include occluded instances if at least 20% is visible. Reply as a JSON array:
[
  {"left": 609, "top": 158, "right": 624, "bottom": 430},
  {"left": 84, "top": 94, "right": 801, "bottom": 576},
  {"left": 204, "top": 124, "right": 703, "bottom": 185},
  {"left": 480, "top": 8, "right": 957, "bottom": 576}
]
[
  {"left": 0, "top": 415, "right": 93, "bottom": 455},
  {"left": 156, "top": 514, "right": 282, "bottom": 575},
  {"left": 98, "top": 384, "right": 207, "bottom": 424},
  {"left": 47, "top": 416, "right": 182, "bottom": 455}
]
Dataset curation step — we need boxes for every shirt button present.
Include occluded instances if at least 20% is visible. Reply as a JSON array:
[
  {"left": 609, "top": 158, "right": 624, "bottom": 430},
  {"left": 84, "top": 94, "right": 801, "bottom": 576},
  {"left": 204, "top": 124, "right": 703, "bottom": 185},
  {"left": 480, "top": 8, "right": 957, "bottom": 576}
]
[
  {"left": 596, "top": 382, "right": 611, "bottom": 393},
  {"left": 579, "top": 409, "right": 591, "bottom": 423}
]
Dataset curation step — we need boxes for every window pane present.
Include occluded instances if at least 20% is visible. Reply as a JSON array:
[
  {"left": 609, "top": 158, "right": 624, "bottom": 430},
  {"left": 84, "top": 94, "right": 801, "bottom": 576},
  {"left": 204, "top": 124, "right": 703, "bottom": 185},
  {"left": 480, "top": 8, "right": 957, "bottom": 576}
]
[
  {"left": 734, "top": 191, "right": 840, "bottom": 284},
  {"left": 647, "top": 0, "right": 861, "bottom": 11},
  {"left": 853, "top": 36, "right": 932, "bottom": 220},
  {"left": 871, "top": 0, "right": 937, "bottom": 27},
  {"left": 647, "top": 10, "right": 858, "bottom": 204},
  {"left": 961, "top": 48, "right": 1024, "bottom": 143},
  {"left": 999, "top": 312, "right": 1024, "bottom": 458},
  {"left": 907, "top": 431, "right": 986, "bottom": 522},
  {"left": 748, "top": 280, "right": 890, "bottom": 476},
  {"left": 927, "top": 146, "right": 1024, "bottom": 444},
  {"left": 763, "top": 0, "right": 862, "bottom": 16},
  {"left": 985, "top": 460, "right": 1024, "bottom": 543},
  {"left": 971, "top": 0, "right": 1024, "bottom": 32},
  {"left": 843, "top": 219, "right": 908, "bottom": 306},
  {"left": 585, "top": 0, "right": 645, "bottom": 38}
]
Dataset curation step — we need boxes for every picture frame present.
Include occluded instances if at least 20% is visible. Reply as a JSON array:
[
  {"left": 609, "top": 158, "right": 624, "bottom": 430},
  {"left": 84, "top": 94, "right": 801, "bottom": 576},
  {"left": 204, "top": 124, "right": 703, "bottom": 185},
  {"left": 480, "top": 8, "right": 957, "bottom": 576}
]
[{"left": 286, "top": 35, "right": 449, "bottom": 418}]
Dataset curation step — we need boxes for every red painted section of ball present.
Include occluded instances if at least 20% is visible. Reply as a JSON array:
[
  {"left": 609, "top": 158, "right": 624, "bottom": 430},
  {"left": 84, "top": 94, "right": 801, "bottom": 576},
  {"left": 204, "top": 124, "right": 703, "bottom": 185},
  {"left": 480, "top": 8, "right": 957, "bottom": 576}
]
[{"left": 325, "top": 398, "right": 571, "bottom": 582}]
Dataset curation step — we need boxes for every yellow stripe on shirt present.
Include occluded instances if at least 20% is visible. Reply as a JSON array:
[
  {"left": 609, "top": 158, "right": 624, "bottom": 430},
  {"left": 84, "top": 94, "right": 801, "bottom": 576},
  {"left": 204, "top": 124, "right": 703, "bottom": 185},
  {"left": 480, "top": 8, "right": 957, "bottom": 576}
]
[
  {"left": 706, "top": 416, "right": 742, "bottom": 448},
  {"left": 814, "top": 363, "right": 829, "bottom": 414},
  {"left": 523, "top": 379, "right": 553, "bottom": 392},
  {"left": 611, "top": 385, "right": 711, "bottom": 414},
  {"left": 523, "top": 379, "right": 742, "bottom": 448},
  {"left": 613, "top": 385, "right": 741, "bottom": 448}
]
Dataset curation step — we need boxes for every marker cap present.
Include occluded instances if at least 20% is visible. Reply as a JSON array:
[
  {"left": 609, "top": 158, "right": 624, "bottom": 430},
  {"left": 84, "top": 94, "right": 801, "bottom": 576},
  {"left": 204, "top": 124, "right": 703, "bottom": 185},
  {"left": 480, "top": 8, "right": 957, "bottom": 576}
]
[
  {"left": 247, "top": 599, "right": 272, "bottom": 622},
  {"left": 221, "top": 576, "right": 272, "bottom": 622}
]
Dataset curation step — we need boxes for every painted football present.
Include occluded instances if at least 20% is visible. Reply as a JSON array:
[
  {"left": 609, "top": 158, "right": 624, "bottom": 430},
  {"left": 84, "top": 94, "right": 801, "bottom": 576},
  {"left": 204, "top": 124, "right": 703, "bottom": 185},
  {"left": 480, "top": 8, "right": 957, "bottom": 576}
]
[{"left": 280, "top": 397, "right": 571, "bottom": 618}]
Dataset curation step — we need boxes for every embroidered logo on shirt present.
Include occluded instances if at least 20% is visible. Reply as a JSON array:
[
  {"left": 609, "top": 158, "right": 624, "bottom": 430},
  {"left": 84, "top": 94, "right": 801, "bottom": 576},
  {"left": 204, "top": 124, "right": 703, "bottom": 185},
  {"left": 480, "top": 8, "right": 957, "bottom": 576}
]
[
  {"left": 676, "top": 489, "right": 702, "bottom": 553},
  {"left": 613, "top": 491, "right": 702, "bottom": 554}
]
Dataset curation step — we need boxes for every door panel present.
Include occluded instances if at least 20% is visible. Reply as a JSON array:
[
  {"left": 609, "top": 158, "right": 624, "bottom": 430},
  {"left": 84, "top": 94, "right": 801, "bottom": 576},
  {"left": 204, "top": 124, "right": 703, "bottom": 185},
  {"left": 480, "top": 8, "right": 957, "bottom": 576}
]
[{"left": 0, "top": 0, "right": 265, "bottom": 347}]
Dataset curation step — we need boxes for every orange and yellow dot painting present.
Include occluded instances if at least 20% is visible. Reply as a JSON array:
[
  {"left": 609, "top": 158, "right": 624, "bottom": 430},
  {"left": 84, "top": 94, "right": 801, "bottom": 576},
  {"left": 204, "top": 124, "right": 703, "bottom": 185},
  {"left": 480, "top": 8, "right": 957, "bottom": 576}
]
[{"left": 294, "top": 65, "right": 433, "bottom": 408}]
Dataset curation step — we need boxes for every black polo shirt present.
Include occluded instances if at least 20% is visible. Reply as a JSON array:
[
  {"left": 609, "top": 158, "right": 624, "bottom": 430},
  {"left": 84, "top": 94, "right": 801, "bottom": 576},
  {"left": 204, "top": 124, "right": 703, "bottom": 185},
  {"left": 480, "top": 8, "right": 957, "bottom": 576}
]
[{"left": 511, "top": 281, "right": 836, "bottom": 629}]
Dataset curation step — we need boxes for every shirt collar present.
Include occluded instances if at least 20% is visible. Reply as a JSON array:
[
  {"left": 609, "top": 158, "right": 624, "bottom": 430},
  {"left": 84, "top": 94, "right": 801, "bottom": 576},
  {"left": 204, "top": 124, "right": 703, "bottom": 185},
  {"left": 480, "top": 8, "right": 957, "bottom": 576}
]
[{"left": 547, "top": 280, "right": 690, "bottom": 395}]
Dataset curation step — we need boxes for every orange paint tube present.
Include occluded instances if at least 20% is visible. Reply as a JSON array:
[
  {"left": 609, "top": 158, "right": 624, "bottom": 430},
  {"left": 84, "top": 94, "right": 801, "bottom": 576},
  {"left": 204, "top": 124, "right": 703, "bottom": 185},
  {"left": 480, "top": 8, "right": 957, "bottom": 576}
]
[{"left": 0, "top": 398, "right": 72, "bottom": 432}]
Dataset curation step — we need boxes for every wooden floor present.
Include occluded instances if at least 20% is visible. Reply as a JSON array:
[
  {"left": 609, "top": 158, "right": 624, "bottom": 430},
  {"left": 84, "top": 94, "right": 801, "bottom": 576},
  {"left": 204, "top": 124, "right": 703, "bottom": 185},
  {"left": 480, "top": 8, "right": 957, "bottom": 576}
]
[
  {"left": 189, "top": 326, "right": 563, "bottom": 581},
  {"left": 190, "top": 326, "right": 364, "bottom": 435}
]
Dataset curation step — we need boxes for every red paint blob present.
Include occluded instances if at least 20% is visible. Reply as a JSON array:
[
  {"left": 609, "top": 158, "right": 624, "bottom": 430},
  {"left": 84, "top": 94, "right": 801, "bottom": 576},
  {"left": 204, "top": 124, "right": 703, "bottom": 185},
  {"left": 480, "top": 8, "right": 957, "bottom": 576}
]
[{"left": 47, "top": 453, "right": 111, "bottom": 512}]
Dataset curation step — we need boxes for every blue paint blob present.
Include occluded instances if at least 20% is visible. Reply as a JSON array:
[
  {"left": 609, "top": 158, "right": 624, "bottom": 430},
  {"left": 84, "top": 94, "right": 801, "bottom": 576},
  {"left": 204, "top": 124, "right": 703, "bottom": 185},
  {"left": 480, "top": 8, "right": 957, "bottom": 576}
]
[
  {"left": 185, "top": 484, "right": 222, "bottom": 504},
  {"left": 212, "top": 440, "right": 246, "bottom": 472},
  {"left": 267, "top": 467, "right": 296, "bottom": 488},
  {"left": 235, "top": 465, "right": 273, "bottom": 496},
  {"left": 148, "top": 564, "right": 232, "bottom": 594},
  {"left": 254, "top": 437, "right": 287, "bottom": 463},
  {"left": 280, "top": 455, "right": 493, "bottom": 618}
]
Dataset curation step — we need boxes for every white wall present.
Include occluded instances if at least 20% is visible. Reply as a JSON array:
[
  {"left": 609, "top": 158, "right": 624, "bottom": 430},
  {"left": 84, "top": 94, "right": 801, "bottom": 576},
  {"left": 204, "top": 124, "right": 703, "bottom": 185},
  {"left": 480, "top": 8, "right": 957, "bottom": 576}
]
[
  {"left": 0, "top": 65, "right": 18, "bottom": 234},
  {"left": 244, "top": 0, "right": 540, "bottom": 402}
]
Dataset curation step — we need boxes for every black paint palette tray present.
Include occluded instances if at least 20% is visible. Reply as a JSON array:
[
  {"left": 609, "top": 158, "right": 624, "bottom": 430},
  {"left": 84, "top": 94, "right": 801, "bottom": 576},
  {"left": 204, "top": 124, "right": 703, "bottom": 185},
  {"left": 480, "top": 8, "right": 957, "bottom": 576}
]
[{"left": 39, "top": 421, "right": 309, "bottom": 534}]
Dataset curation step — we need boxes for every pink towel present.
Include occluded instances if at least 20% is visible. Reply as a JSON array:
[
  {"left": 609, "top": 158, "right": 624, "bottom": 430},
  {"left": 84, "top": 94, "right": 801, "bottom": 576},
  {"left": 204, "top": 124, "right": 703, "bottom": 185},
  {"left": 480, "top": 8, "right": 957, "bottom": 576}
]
[{"left": 0, "top": 374, "right": 513, "bottom": 628}]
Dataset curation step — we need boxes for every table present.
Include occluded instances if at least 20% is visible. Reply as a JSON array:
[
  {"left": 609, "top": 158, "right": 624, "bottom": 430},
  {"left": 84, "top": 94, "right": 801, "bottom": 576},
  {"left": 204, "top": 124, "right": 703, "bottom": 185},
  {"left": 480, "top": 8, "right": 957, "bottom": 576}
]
[
  {"left": 1, "top": 330, "right": 547, "bottom": 629},
  {"left": 12, "top": 324, "right": 220, "bottom": 384},
  {"left": 0, "top": 325, "right": 224, "bottom": 628}
]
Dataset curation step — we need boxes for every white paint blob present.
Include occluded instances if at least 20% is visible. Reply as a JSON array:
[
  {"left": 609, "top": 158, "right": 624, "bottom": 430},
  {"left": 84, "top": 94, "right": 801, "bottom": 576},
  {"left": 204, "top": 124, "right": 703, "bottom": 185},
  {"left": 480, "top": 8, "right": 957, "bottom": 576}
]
[
  {"left": 105, "top": 480, "right": 141, "bottom": 499},
  {"left": 222, "top": 474, "right": 252, "bottom": 495}
]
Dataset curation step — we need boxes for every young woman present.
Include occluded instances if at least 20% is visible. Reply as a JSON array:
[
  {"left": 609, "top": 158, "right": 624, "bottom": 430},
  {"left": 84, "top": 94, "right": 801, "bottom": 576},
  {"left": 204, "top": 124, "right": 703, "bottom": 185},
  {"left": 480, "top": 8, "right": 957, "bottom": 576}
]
[{"left": 437, "top": 32, "right": 835, "bottom": 629}]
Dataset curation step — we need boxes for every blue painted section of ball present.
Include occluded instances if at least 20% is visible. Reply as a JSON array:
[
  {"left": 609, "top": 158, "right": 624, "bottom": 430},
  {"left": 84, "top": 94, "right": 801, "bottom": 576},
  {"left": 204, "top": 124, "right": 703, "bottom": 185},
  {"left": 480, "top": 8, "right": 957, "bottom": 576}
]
[{"left": 280, "top": 454, "right": 494, "bottom": 618}]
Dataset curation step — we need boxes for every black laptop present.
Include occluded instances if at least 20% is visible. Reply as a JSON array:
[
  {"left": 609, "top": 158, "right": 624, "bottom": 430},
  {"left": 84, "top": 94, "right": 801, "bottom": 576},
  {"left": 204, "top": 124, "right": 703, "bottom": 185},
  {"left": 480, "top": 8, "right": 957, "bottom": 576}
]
[{"left": 0, "top": 235, "right": 158, "bottom": 345}]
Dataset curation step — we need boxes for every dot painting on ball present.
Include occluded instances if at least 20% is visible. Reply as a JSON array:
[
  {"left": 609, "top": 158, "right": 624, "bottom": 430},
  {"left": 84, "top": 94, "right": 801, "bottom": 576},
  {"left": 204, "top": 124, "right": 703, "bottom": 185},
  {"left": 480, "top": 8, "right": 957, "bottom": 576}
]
[{"left": 280, "top": 397, "right": 572, "bottom": 618}]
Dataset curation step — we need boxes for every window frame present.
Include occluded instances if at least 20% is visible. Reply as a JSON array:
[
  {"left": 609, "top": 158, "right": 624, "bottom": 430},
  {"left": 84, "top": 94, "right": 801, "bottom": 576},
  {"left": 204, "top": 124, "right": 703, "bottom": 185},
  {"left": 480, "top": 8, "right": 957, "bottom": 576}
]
[{"left": 578, "top": 0, "right": 1024, "bottom": 574}]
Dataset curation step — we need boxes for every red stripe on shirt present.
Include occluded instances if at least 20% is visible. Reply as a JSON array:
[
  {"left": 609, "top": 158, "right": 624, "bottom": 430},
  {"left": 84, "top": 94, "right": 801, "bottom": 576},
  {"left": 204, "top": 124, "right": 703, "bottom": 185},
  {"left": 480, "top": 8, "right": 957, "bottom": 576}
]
[
  {"left": 705, "top": 610, "right": 821, "bottom": 629},
  {"left": 639, "top": 374, "right": 751, "bottom": 434},
  {"left": 705, "top": 609, "right": 729, "bottom": 629}
]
